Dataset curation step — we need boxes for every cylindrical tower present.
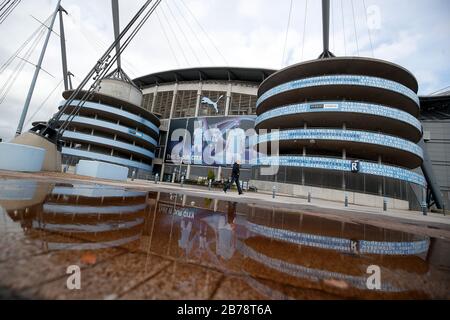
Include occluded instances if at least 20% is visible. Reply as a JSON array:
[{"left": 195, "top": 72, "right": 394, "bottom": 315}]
[
  {"left": 55, "top": 72, "right": 160, "bottom": 175},
  {"left": 253, "top": 57, "right": 425, "bottom": 207}
]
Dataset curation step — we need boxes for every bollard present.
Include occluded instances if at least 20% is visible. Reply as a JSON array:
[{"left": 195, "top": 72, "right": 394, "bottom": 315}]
[
  {"left": 383, "top": 198, "right": 387, "bottom": 211},
  {"left": 443, "top": 204, "right": 446, "bottom": 216},
  {"left": 421, "top": 201, "right": 427, "bottom": 216},
  {"left": 180, "top": 176, "right": 184, "bottom": 188},
  {"left": 344, "top": 194, "right": 348, "bottom": 207},
  {"left": 272, "top": 186, "right": 276, "bottom": 199},
  {"left": 154, "top": 173, "right": 159, "bottom": 184},
  {"left": 208, "top": 179, "right": 212, "bottom": 191},
  {"left": 307, "top": 192, "right": 311, "bottom": 203},
  {"left": 131, "top": 169, "right": 136, "bottom": 181}
]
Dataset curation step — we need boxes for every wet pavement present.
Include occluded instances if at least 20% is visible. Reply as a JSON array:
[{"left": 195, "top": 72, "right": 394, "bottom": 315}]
[{"left": 0, "top": 178, "right": 449, "bottom": 299}]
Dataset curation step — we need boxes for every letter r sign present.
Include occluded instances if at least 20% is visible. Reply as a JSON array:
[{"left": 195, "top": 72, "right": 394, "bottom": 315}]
[{"left": 351, "top": 160, "right": 360, "bottom": 173}]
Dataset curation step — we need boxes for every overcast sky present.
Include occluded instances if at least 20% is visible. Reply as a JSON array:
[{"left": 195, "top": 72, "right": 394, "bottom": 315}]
[{"left": 0, "top": 0, "right": 449, "bottom": 141}]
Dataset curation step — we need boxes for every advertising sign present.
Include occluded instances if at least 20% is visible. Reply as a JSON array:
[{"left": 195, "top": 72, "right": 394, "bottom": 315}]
[{"left": 165, "top": 116, "right": 257, "bottom": 167}]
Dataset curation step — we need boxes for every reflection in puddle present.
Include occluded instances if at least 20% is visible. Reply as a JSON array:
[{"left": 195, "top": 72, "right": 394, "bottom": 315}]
[
  {"left": 0, "top": 179, "right": 449, "bottom": 299},
  {"left": 4, "top": 182, "right": 148, "bottom": 252}
]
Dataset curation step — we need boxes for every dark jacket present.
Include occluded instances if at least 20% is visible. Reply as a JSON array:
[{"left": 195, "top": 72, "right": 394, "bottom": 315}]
[{"left": 232, "top": 162, "right": 240, "bottom": 177}]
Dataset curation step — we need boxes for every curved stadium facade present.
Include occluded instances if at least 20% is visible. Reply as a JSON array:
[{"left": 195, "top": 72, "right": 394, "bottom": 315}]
[
  {"left": 252, "top": 57, "right": 426, "bottom": 208},
  {"left": 58, "top": 75, "right": 160, "bottom": 175},
  {"left": 134, "top": 67, "right": 273, "bottom": 182},
  {"left": 54, "top": 65, "right": 448, "bottom": 210}
]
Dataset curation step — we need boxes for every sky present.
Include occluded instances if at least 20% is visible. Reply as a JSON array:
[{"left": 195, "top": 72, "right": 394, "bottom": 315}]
[{"left": 0, "top": 0, "right": 449, "bottom": 142}]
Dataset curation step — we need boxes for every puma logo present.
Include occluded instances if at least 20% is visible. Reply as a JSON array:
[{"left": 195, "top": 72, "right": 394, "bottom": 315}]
[{"left": 201, "top": 95, "right": 223, "bottom": 113}]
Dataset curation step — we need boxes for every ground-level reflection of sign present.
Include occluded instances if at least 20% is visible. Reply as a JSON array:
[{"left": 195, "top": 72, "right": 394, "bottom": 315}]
[
  {"left": 350, "top": 240, "right": 359, "bottom": 254},
  {"left": 159, "top": 203, "right": 195, "bottom": 219}
]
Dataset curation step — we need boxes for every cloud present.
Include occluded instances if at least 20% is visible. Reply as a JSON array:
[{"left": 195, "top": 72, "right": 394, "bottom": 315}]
[{"left": 0, "top": 0, "right": 449, "bottom": 142}]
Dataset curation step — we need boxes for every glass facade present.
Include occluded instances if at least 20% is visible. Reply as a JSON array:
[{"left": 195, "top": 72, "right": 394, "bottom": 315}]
[
  {"left": 198, "top": 90, "right": 226, "bottom": 116},
  {"left": 229, "top": 93, "right": 257, "bottom": 115},
  {"left": 153, "top": 91, "right": 173, "bottom": 118},
  {"left": 137, "top": 65, "right": 440, "bottom": 210},
  {"left": 422, "top": 119, "right": 450, "bottom": 208},
  {"left": 172, "top": 90, "right": 197, "bottom": 118},
  {"left": 141, "top": 92, "right": 154, "bottom": 111},
  {"left": 252, "top": 166, "right": 421, "bottom": 206}
]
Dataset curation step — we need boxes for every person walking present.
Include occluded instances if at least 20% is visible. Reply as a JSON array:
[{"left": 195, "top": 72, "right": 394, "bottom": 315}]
[{"left": 223, "top": 160, "right": 243, "bottom": 195}]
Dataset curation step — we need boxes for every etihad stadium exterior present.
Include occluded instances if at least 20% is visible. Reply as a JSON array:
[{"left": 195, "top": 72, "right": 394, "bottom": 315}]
[{"left": 55, "top": 64, "right": 449, "bottom": 210}]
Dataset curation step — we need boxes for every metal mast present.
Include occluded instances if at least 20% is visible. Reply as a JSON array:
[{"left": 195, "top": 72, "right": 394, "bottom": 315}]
[
  {"left": 58, "top": 5, "right": 69, "bottom": 91},
  {"left": 111, "top": 0, "right": 121, "bottom": 70},
  {"left": 318, "top": 0, "right": 335, "bottom": 59},
  {"left": 15, "top": 0, "right": 61, "bottom": 136}
]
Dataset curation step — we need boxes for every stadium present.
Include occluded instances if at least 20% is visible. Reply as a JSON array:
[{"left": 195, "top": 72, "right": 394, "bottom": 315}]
[
  {"left": 252, "top": 57, "right": 426, "bottom": 209},
  {"left": 54, "top": 70, "right": 160, "bottom": 175},
  {"left": 133, "top": 66, "right": 273, "bottom": 182},
  {"left": 52, "top": 63, "right": 450, "bottom": 210}
]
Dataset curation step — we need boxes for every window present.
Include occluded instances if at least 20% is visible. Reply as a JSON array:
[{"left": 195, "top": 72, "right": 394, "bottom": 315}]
[
  {"left": 172, "top": 90, "right": 197, "bottom": 118},
  {"left": 153, "top": 91, "right": 174, "bottom": 119},
  {"left": 199, "top": 90, "right": 226, "bottom": 116},
  {"left": 230, "top": 93, "right": 256, "bottom": 115},
  {"left": 142, "top": 93, "right": 154, "bottom": 111}
]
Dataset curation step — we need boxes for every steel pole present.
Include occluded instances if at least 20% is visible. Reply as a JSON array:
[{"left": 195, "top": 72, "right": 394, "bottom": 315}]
[
  {"left": 58, "top": 6, "right": 69, "bottom": 91},
  {"left": 15, "top": 0, "right": 61, "bottom": 136},
  {"left": 322, "top": 0, "right": 330, "bottom": 53},
  {"left": 318, "top": 0, "right": 334, "bottom": 58},
  {"left": 111, "top": 0, "right": 121, "bottom": 70}
]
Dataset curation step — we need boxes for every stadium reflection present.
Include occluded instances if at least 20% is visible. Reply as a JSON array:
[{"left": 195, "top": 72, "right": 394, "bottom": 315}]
[{"left": 0, "top": 179, "right": 449, "bottom": 299}]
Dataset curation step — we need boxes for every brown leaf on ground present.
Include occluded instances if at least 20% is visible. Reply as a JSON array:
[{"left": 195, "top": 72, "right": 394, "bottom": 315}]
[
  {"left": 80, "top": 252, "right": 97, "bottom": 265},
  {"left": 323, "top": 279, "right": 349, "bottom": 289}
]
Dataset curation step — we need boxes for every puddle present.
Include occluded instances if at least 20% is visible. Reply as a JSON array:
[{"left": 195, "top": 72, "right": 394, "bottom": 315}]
[{"left": 0, "top": 178, "right": 449, "bottom": 299}]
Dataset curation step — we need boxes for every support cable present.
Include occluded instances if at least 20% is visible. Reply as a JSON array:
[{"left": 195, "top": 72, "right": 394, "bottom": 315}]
[
  {"left": 340, "top": 0, "right": 347, "bottom": 55},
  {"left": 300, "top": 0, "right": 308, "bottom": 61},
  {"left": 172, "top": 0, "right": 215, "bottom": 66},
  {"left": 178, "top": 0, "right": 228, "bottom": 66},
  {"left": 158, "top": 5, "right": 190, "bottom": 65},
  {"left": 429, "top": 85, "right": 450, "bottom": 96},
  {"left": 25, "top": 79, "right": 64, "bottom": 128},
  {"left": 0, "top": 1, "right": 11, "bottom": 13},
  {"left": 16, "top": 0, "right": 62, "bottom": 136},
  {"left": 75, "top": 26, "right": 140, "bottom": 78},
  {"left": 55, "top": 0, "right": 163, "bottom": 136},
  {"left": 58, "top": 1, "right": 162, "bottom": 128},
  {"left": 0, "top": 24, "right": 46, "bottom": 104},
  {"left": 0, "top": 0, "right": 20, "bottom": 24},
  {"left": 155, "top": 11, "right": 180, "bottom": 67},
  {"left": 281, "top": 0, "right": 294, "bottom": 67},
  {"left": 164, "top": 1, "right": 201, "bottom": 66},
  {"left": 362, "top": 0, "right": 374, "bottom": 57},
  {"left": 350, "top": 0, "right": 360, "bottom": 56},
  {"left": 0, "top": 15, "right": 51, "bottom": 74}
]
